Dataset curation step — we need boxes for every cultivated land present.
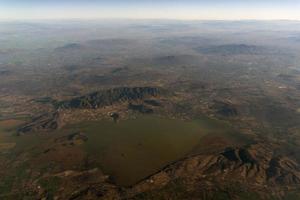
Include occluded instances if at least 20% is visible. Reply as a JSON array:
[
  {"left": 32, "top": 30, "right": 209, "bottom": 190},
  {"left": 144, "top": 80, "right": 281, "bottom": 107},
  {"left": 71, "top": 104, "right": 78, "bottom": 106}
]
[{"left": 0, "top": 20, "right": 300, "bottom": 199}]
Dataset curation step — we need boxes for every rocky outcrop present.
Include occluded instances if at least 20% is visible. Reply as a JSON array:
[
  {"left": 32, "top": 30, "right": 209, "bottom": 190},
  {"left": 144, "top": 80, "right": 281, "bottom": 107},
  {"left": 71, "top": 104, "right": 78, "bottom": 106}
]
[
  {"left": 128, "top": 103, "right": 153, "bottom": 114},
  {"left": 54, "top": 132, "right": 88, "bottom": 146},
  {"left": 211, "top": 100, "right": 238, "bottom": 117},
  {"left": 144, "top": 99, "right": 161, "bottom": 106},
  {"left": 18, "top": 111, "right": 64, "bottom": 134},
  {"left": 267, "top": 157, "right": 300, "bottom": 185}
]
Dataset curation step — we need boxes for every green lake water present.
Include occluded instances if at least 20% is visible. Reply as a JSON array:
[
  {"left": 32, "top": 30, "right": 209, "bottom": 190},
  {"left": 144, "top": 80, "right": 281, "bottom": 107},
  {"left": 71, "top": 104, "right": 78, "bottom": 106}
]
[{"left": 70, "top": 115, "right": 243, "bottom": 186}]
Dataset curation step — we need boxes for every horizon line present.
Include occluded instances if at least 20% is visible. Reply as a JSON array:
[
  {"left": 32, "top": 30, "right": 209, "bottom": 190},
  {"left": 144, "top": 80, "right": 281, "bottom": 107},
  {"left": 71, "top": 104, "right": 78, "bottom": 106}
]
[{"left": 1, "top": 17, "right": 300, "bottom": 22}]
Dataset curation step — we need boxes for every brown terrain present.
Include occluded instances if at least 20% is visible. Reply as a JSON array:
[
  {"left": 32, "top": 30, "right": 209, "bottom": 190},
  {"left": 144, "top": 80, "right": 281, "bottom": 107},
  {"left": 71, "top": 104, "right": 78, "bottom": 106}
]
[{"left": 0, "top": 20, "right": 300, "bottom": 199}]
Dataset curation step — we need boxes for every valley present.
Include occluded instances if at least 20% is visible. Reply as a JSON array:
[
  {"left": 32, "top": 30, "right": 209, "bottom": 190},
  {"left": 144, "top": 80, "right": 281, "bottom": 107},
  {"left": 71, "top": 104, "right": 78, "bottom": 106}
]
[{"left": 0, "top": 20, "right": 300, "bottom": 199}]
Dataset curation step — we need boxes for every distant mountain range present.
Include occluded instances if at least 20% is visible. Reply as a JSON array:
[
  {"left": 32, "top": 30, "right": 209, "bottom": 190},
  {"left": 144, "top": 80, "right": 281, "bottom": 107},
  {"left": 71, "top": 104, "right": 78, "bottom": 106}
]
[
  {"left": 54, "top": 43, "right": 83, "bottom": 52},
  {"left": 196, "top": 44, "right": 278, "bottom": 55}
]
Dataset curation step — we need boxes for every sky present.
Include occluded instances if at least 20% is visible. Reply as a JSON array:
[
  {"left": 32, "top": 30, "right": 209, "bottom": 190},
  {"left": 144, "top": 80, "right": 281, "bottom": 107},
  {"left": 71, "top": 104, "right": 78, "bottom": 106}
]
[{"left": 0, "top": 0, "right": 300, "bottom": 20}]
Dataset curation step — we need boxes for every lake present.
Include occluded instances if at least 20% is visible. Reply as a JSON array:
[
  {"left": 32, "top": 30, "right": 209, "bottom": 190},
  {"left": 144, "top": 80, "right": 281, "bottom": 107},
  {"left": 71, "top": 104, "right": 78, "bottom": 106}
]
[{"left": 69, "top": 115, "right": 245, "bottom": 186}]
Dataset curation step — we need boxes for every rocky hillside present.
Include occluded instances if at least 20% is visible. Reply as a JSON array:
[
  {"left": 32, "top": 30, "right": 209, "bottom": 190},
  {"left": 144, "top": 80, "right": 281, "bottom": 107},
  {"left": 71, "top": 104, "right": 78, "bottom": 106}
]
[
  {"left": 18, "top": 87, "right": 162, "bottom": 133},
  {"left": 57, "top": 87, "right": 161, "bottom": 109},
  {"left": 127, "top": 143, "right": 300, "bottom": 199}
]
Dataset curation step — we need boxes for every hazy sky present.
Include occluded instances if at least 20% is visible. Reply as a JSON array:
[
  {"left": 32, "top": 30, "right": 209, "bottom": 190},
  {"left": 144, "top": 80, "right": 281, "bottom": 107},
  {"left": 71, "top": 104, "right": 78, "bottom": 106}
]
[{"left": 1, "top": 0, "right": 300, "bottom": 20}]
